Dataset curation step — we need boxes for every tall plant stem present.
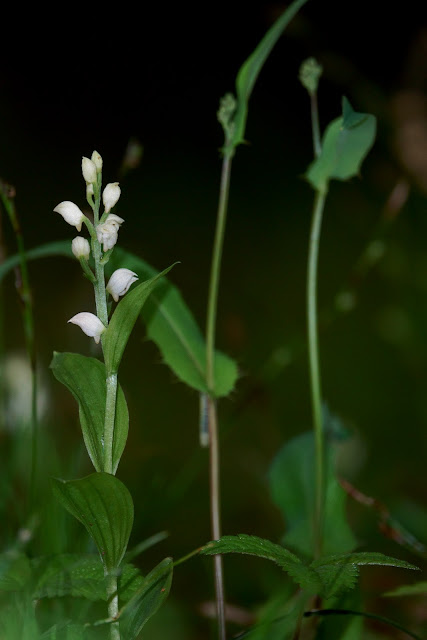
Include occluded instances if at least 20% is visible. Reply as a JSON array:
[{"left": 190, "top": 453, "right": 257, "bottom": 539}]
[
  {"left": 0, "top": 184, "right": 38, "bottom": 511},
  {"left": 306, "top": 189, "right": 327, "bottom": 559},
  {"left": 106, "top": 572, "right": 120, "bottom": 640},
  {"left": 205, "top": 151, "right": 233, "bottom": 640}
]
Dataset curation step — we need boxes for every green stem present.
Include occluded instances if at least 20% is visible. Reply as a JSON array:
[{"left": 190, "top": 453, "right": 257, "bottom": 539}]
[
  {"left": 205, "top": 150, "right": 233, "bottom": 640},
  {"left": 106, "top": 572, "right": 120, "bottom": 640},
  {"left": 104, "top": 373, "right": 118, "bottom": 474},
  {"left": 306, "top": 189, "right": 327, "bottom": 558},
  {"left": 310, "top": 92, "right": 321, "bottom": 159}
]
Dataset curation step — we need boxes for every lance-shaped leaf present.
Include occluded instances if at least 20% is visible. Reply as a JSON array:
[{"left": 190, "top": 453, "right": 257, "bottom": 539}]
[
  {"left": 50, "top": 352, "right": 128, "bottom": 474},
  {"left": 201, "top": 534, "right": 321, "bottom": 594},
  {"left": 306, "top": 97, "right": 376, "bottom": 193},
  {"left": 103, "top": 265, "right": 176, "bottom": 374},
  {"left": 119, "top": 557, "right": 173, "bottom": 639},
  {"left": 225, "top": 0, "right": 310, "bottom": 154},
  {"left": 51, "top": 472, "right": 134, "bottom": 572}
]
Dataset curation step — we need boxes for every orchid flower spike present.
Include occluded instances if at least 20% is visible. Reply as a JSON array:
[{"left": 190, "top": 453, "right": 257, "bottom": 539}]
[
  {"left": 54, "top": 201, "right": 85, "bottom": 232},
  {"left": 103, "top": 182, "right": 121, "bottom": 214},
  {"left": 106, "top": 268, "right": 139, "bottom": 302},
  {"left": 71, "top": 236, "right": 90, "bottom": 260},
  {"left": 68, "top": 312, "right": 105, "bottom": 344},
  {"left": 96, "top": 214, "right": 124, "bottom": 252},
  {"left": 82, "top": 157, "right": 97, "bottom": 184}
]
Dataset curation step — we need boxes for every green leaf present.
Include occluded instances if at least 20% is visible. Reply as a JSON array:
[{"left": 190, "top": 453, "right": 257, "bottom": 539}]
[
  {"left": 2, "top": 240, "right": 239, "bottom": 397},
  {"left": 119, "top": 557, "right": 173, "bottom": 640},
  {"left": 311, "top": 552, "right": 418, "bottom": 599},
  {"left": 0, "top": 552, "right": 31, "bottom": 590},
  {"left": 268, "top": 432, "right": 357, "bottom": 558},
  {"left": 50, "top": 352, "right": 128, "bottom": 474},
  {"left": 103, "top": 265, "right": 176, "bottom": 374},
  {"left": 226, "top": 0, "right": 310, "bottom": 154},
  {"left": 51, "top": 472, "right": 134, "bottom": 572},
  {"left": 32, "top": 554, "right": 144, "bottom": 603},
  {"left": 40, "top": 623, "right": 86, "bottom": 640},
  {"left": 239, "top": 589, "right": 309, "bottom": 639},
  {"left": 317, "top": 590, "right": 363, "bottom": 640},
  {"left": 201, "top": 534, "right": 321, "bottom": 593},
  {"left": 385, "top": 581, "right": 427, "bottom": 597},
  {"left": 110, "top": 248, "right": 238, "bottom": 397},
  {"left": 306, "top": 97, "right": 376, "bottom": 193}
]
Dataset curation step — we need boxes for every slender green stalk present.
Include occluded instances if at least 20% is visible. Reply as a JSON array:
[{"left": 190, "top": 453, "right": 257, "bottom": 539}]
[
  {"left": 106, "top": 572, "right": 120, "bottom": 640},
  {"left": 205, "top": 151, "right": 234, "bottom": 640},
  {"left": 0, "top": 183, "right": 38, "bottom": 511},
  {"left": 104, "top": 373, "right": 118, "bottom": 474},
  {"left": 306, "top": 189, "right": 327, "bottom": 558},
  {"left": 310, "top": 92, "right": 321, "bottom": 159}
]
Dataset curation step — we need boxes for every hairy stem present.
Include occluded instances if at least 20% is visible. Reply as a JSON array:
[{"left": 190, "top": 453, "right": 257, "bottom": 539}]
[
  {"left": 307, "top": 189, "right": 327, "bottom": 558},
  {"left": 205, "top": 151, "right": 233, "bottom": 640}
]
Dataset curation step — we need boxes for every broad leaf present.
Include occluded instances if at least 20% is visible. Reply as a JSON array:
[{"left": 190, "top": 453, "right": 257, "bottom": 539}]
[
  {"left": 50, "top": 352, "right": 128, "bottom": 474},
  {"left": 32, "top": 554, "right": 144, "bottom": 603},
  {"left": 51, "top": 473, "right": 134, "bottom": 572},
  {"left": 306, "top": 97, "right": 376, "bottom": 193},
  {"left": 103, "top": 265, "right": 176, "bottom": 374},
  {"left": 269, "top": 432, "right": 356, "bottom": 558},
  {"left": 225, "top": 0, "right": 310, "bottom": 154},
  {"left": 119, "top": 557, "right": 173, "bottom": 639},
  {"left": 201, "top": 534, "right": 321, "bottom": 593}
]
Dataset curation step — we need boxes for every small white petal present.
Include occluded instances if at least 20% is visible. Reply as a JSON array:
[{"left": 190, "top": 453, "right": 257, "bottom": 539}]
[
  {"left": 54, "top": 201, "right": 85, "bottom": 232},
  {"left": 71, "top": 236, "right": 90, "bottom": 260},
  {"left": 68, "top": 312, "right": 105, "bottom": 344},
  {"left": 102, "top": 182, "right": 121, "bottom": 214},
  {"left": 82, "top": 157, "right": 97, "bottom": 184},
  {"left": 105, "top": 213, "right": 124, "bottom": 226},
  {"left": 106, "top": 268, "right": 139, "bottom": 302},
  {"left": 91, "top": 150, "right": 103, "bottom": 172}
]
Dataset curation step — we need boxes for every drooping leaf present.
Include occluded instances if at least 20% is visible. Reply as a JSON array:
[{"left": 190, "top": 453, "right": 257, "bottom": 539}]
[
  {"left": 225, "top": 0, "right": 310, "bottom": 154},
  {"left": 201, "top": 534, "right": 321, "bottom": 593},
  {"left": 268, "top": 432, "right": 357, "bottom": 558},
  {"left": 32, "top": 554, "right": 144, "bottom": 603},
  {"left": 2, "top": 240, "right": 239, "bottom": 397},
  {"left": 0, "top": 552, "right": 31, "bottom": 590},
  {"left": 311, "top": 552, "right": 418, "bottom": 599},
  {"left": 103, "top": 265, "right": 176, "bottom": 374},
  {"left": 51, "top": 473, "right": 134, "bottom": 572},
  {"left": 385, "top": 581, "right": 427, "bottom": 597},
  {"left": 306, "top": 97, "right": 376, "bottom": 193},
  {"left": 50, "top": 352, "right": 128, "bottom": 474},
  {"left": 119, "top": 557, "right": 173, "bottom": 640}
]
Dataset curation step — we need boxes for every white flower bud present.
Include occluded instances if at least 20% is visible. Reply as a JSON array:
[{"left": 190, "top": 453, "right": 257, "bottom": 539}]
[
  {"left": 96, "top": 214, "right": 124, "bottom": 252},
  {"left": 106, "top": 268, "right": 139, "bottom": 302},
  {"left": 71, "top": 236, "right": 90, "bottom": 260},
  {"left": 68, "top": 312, "right": 105, "bottom": 344},
  {"left": 54, "top": 201, "right": 85, "bottom": 232},
  {"left": 91, "top": 150, "right": 103, "bottom": 172},
  {"left": 102, "top": 182, "right": 121, "bottom": 214},
  {"left": 82, "top": 157, "right": 97, "bottom": 184}
]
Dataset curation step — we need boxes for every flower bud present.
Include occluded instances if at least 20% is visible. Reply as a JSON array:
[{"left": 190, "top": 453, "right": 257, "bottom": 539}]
[
  {"left": 96, "top": 214, "right": 124, "bottom": 252},
  {"left": 54, "top": 201, "right": 85, "bottom": 232},
  {"left": 91, "top": 150, "right": 103, "bottom": 172},
  {"left": 71, "top": 236, "right": 90, "bottom": 260},
  {"left": 82, "top": 157, "right": 97, "bottom": 184},
  {"left": 68, "top": 312, "right": 105, "bottom": 344},
  {"left": 106, "top": 268, "right": 139, "bottom": 302},
  {"left": 102, "top": 182, "right": 121, "bottom": 214}
]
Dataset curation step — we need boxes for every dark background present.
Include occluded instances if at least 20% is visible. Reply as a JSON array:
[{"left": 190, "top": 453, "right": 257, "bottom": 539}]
[{"left": 2, "top": 2, "right": 427, "bottom": 637}]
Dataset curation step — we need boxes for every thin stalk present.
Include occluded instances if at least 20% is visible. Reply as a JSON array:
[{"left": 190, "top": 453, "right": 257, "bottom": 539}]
[
  {"left": 310, "top": 91, "right": 321, "bottom": 159},
  {"left": 0, "top": 183, "right": 38, "bottom": 511},
  {"left": 105, "top": 572, "right": 120, "bottom": 640},
  {"left": 205, "top": 150, "right": 233, "bottom": 640},
  {"left": 103, "top": 374, "right": 118, "bottom": 474},
  {"left": 306, "top": 189, "right": 327, "bottom": 558}
]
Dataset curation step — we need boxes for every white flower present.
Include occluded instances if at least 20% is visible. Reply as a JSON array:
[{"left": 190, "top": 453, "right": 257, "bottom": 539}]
[
  {"left": 82, "top": 157, "right": 97, "bottom": 184},
  {"left": 54, "top": 201, "right": 85, "bottom": 232},
  {"left": 96, "top": 214, "right": 124, "bottom": 251},
  {"left": 102, "top": 182, "right": 121, "bottom": 214},
  {"left": 68, "top": 312, "right": 105, "bottom": 344},
  {"left": 91, "top": 150, "right": 103, "bottom": 172},
  {"left": 71, "top": 236, "right": 90, "bottom": 260},
  {"left": 106, "top": 268, "right": 139, "bottom": 302}
]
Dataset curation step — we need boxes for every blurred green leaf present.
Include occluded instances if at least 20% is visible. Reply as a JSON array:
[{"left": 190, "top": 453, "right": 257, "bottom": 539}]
[
  {"left": 40, "top": 623, "right": 86, "bottom": 639},
  {"left": 317, "top": 590, "right": 363, "bottom": 640},
  {"left": 103, "top": 265, "right": 176, "bottom": 374},
  {"left": 226, "top": 0, "right": 310, "bottom": 154},
  {"left": 238, "top": 589, "right": 308, "bottom": 639},
  {"left": 0, "top": 552, "right": 31, "bottom": 590},
  {"left": 51, "top": 472, "right": 134, "bottom": 572},
  {"left": 384, "top": 581, "right": 427, "bottom": 597},
  {"left": 120, "top": 557, "right": 173, "bottom": 639},
  {"left": 306, "top": 97, "right": 376, "bottom": 193},
  {"left": 268, "top": 432, "right": 357, "bottom": 558},
  {"left": 50, "top": 352, "right": 128, "bottom": 474},
  {"left": 201, "top": 534, "right": 321, "bottom": 593},
  {"left": 32, "top": 553, "right": 144, "bottom": 603},
  {"left": 0, "top": 240, "right": 72, "bottom": 283}
]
